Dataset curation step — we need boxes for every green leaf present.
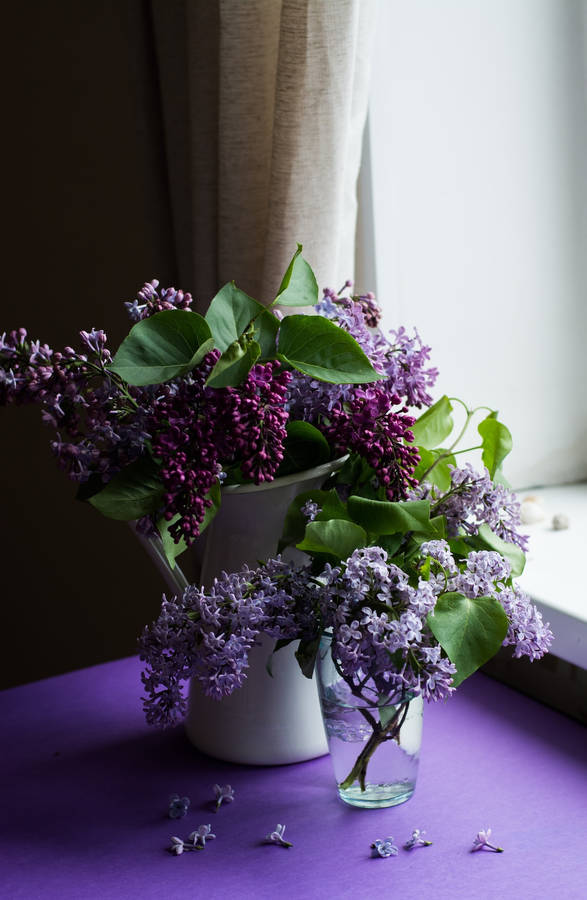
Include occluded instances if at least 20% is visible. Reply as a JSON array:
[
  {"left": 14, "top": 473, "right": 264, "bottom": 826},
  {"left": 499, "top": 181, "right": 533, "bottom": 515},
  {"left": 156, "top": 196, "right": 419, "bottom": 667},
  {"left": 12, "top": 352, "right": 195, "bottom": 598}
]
[
  {"left": 295, "top": 636, "right": 322, "bottom": 679},
  {"left": 413, "top": 446, "right": 455, "bottom": 492},
  {"left": 205, "top": 282, "right": 265, "bottom": 352},
  {"left": 89, "top": 457, "right": 164, "bottom": 521},
  {"left": 473, "top": 523, "right": 526, "bottom": 577},
  {"left": 297, "top": 519, "right": 367, "bottom": 561},
  {"left": 253, "top": 309, "right": 280, "bottom": 359},
  {"left": 206, "top": 339, "right": 261, "bottom": 387},
  {"left": 277, "top": 421, "right": 331, "bottom": 477},
  {"left": 347, "top": 496, "right": 432, "bottom": 536},
  {"left": 277, "top": 315, "right": 383, "bottom": 384},
  {"left": 428, "top": 591, "right": 509, "bottom": 687},
  {"left": 109, "top": 310, "right": 214, "bottom": 386},
  {"left": 411, "top": 396, "right": 454, "bottom": 449},
  {"left": 376, "top": 533, "right": 405, "bottom": 558},
  {"left": 157, "top": 482, "right": 221, "bottom": 568},
  {"left": 278, "top": 489, "right": 351, "bottom": 552},
  {"left": 274, "top": 244, "right": 319, "bottom": 307},
  {"left": 478, "top": 415, "right": 513, "bottom": 478}
]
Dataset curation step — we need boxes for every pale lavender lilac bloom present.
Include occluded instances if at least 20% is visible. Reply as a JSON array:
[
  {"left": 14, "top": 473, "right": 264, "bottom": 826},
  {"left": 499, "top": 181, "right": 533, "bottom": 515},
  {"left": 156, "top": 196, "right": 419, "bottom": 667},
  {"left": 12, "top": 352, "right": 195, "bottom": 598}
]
[
  {"left": 140, "top": 543, "right": 552, "bottom": 729},
  {"left": 471, "top": 828, "right": 504, "bottom": 853},
  {"left": 213, "top": 783, "right": 235, "bottom": 811},
  {"left": 415, "top": 463, "right": 529, "bottom": 552},
  {"left": 370, "top": 837, "right": 399, "bottom": 858},
  {"left": 265, "top": 824, "right": 292, "bottom": 848},
  {"left": 404, "top": 828, "right": 433, "bottom": 850},
  {"left": 188, "top": 825, "right": 216, "bottom": 850}
]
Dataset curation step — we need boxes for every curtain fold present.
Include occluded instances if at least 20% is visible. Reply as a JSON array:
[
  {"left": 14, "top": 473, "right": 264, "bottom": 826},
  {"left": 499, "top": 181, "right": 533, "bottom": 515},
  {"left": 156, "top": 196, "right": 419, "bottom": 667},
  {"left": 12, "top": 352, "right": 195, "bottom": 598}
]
[{"left": 152, "top": 0, "right": 377, "bottom": 309}]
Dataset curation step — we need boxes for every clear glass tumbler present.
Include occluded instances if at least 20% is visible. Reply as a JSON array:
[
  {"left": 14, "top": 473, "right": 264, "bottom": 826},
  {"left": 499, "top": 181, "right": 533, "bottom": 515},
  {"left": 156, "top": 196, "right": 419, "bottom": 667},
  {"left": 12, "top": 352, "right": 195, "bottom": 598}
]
[{"left": 316, "top": 635, "right": 423, "bottom": 808}]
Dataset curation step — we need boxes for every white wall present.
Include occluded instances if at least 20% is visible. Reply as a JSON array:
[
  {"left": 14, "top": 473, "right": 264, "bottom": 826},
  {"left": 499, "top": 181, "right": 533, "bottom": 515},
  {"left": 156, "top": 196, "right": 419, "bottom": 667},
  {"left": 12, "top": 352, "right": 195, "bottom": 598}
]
[{"left": 364, "top": 0, "right": 587, "bottom": 489}]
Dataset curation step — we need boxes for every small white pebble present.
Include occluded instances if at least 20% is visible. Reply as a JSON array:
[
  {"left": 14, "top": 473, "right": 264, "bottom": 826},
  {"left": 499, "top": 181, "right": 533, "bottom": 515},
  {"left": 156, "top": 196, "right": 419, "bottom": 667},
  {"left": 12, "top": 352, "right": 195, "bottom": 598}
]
[
  {"left": 520, "top": 499, "right": 546, "bottom": 525},
  {"left": 552, "top": 513, "right": 569, "bottom": 530}
]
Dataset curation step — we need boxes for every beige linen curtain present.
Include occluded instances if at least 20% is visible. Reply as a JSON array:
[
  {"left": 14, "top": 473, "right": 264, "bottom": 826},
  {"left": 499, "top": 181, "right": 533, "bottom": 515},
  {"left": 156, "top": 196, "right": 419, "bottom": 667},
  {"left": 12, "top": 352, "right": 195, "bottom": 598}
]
[{"left": 151, "top": 0, "right": 377, "bottom": 308}]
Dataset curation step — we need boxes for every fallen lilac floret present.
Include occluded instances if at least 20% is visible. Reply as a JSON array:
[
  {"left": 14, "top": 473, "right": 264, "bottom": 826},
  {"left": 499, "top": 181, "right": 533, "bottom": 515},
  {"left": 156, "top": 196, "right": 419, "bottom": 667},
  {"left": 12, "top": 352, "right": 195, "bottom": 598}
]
[
  {"left": 187, "top": 825, "right": 216, "bottom": 850},
  {"left": 213, "top": 783, "right": 235, "bottom": 811},
  {"left": 265, "top": 824, "right": 292, "bottom": 848},
  {"left": 471, "top": 828, "right": 504, "bottom": 853},
  {"left": 404, "top": 828, "right": 433, "bottom": 850},
  {"left": 370, "top": 837, "right": 399, "bottom": 858}
]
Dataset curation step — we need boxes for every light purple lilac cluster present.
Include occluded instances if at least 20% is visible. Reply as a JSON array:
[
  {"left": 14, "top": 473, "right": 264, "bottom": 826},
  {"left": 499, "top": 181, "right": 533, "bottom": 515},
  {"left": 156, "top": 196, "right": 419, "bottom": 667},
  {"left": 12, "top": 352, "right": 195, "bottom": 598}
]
[
  {"left": 322, "top": 546, "right": 457, "bottom": 703},
  {"left": 314, "top": 285, "right": 438, "bottom": 408},
  {"left": 420, "top": 540, "right": 553, "bottom": 660},
  {"left": 124, "top": 279, "right": 193, "bottom": 322},
  {"left": 140, "top": 543, "right": 552, "bottom": 728},
  {"left": 414, "top": 463, "right": 529, "bottom": 551},
  {"left": 139, "top": 557, "right": 319, "bottom": 726},
  {"left": 0, "top": 326, "right": 150, "bottom": 483}
]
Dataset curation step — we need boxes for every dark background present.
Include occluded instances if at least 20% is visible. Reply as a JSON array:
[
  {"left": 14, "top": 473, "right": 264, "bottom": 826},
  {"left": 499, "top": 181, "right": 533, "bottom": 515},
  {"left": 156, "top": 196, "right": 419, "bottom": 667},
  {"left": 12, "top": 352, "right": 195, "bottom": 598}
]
[{"left": 1, "top": 3, "right": 179, "bottom": 687}]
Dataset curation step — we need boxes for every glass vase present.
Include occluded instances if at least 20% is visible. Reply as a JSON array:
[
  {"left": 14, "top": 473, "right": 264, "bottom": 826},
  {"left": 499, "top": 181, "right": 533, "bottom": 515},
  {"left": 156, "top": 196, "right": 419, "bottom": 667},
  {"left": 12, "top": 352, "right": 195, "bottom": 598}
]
[{"left": 316, "top": 635, "right": 423, "bottom": 808}]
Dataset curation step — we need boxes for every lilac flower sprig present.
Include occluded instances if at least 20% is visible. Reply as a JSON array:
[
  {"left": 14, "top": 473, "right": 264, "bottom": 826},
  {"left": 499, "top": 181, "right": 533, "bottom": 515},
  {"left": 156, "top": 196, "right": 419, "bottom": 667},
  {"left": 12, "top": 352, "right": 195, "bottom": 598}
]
[
  {"left": 141, "top": 541, "right": 551, "bottom": 732},
  {"left": 404, "top": 829, "right": 433, "bottom": 850},
  {"left": 265, "top": 824, "right": 292, "bottom": 848},
  {"left": 213, "top": 784, "right": 235, "bottom": 811},
  {"left": 471, "top": 829, "right": 504, "bottom": 853},
  {"left": 370, "top": 837, "right": 398, "bottom": 858}
]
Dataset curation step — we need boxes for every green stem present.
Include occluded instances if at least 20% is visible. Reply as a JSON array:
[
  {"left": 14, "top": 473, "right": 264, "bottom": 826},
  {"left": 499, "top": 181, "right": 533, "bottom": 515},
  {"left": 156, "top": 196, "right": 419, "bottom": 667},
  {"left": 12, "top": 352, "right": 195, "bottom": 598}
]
[
  {"left": 339, "top": 698, "right": 410, "bottom": 792},
  {"left": 418, "top": 408, "right": 474, "bottom": 482}
]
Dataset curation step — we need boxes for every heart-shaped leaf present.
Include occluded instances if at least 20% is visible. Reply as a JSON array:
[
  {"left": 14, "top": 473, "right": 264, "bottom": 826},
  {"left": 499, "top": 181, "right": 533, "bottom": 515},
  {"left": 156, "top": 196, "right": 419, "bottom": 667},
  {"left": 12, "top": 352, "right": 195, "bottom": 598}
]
[
  {"left": 278, "top": 488, "right": 352, "bottom": 552},
  {"left": 206, "top": 339, "right": 261, "bottom": 388},
  {"left": 109, "top": 310, "right": 213, "bottom": 386},
  {"left": 253, "top": 309, "right": 281, "bottom": 359},
  {"left": 428, "top": 591, "right": 509, "bottom": 686},
  {"left": 472, "top": 524, "right": 526, "bottom": 577},
  {"left": 478, "top": 415, "right": 513, "bottom": 478},
  {"left": 347, "top": 496, "right": 432, "bottom": 536},
  {"left": 277, "top": 315, "right": 382, "bottom": 384},
  {"left": 274, "top": 244, "right": 319, "bottom": 307},
  {"left": 205, "top": 282, "right": 265, "bottom": 352},
  {"left": 296, "top": 519, "right": 367, "bottom": 561},
  {"left": 89, "top": 456, "right": 164, "bottom": 520},
  {"left": 410, "top": 396, "right": 454, "bottom": 449}
]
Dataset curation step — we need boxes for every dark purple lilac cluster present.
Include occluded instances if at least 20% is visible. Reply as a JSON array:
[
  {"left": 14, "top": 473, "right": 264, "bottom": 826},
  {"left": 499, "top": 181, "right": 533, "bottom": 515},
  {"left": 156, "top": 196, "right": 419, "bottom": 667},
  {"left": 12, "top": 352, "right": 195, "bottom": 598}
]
[
  {"left": 324, "top": 385, "right": 421, "bottom": 500},
  {"left": 140, "top": 542, "right": 552, "bottom": 728},
  {"left": 151, "top": 359, "right": 291, "bottom": 544},
  {"left": 124, "top": 280, "right": 193, "bottom": 322}
]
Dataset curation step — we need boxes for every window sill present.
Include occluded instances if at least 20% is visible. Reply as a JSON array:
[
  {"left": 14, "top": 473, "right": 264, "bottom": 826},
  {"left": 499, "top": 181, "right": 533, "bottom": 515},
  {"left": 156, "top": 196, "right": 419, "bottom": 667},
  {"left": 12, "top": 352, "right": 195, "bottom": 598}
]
[{"left": 516, "top": 483, "right": 587, "bottom": 670}]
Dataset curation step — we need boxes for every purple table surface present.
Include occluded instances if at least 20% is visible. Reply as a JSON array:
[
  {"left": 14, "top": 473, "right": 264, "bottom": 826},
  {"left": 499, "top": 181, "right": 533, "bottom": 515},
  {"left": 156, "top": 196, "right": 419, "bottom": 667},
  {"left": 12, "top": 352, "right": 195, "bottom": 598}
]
[{"left": 1, "top": 657, "right": 585, "bottom": 900}]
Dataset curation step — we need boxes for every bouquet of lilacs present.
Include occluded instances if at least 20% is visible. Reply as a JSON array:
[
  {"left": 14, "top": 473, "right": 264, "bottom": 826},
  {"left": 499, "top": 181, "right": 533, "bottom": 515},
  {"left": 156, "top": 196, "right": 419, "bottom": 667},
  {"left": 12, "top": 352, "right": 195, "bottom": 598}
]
[
  {"left": 139, "top": 268, "right": 553, "bottom": 795},
  {"left": 0, "top": 246, "right": 435, "bottom": 566},
  {"left": 140, "top": 498, "right": 552, "bottom": 793}
]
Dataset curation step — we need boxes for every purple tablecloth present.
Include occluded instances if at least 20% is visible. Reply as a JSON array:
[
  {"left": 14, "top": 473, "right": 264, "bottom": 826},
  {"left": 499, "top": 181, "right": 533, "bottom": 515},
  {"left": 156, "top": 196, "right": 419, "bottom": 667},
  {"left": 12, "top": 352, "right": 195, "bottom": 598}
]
[{"left": 1, "top": 657, "right": 585, "bottom": 900}]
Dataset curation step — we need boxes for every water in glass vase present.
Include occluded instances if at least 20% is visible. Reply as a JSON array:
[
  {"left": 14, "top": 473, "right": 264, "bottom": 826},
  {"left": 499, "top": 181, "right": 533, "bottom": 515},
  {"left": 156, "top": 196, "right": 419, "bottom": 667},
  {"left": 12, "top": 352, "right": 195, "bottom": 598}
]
[
  {"left": 316, "top": 635, "right": 423, "bottom": 808},
  {"left": 321, "top": 694, "right": 423, "bottom": 807}
]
